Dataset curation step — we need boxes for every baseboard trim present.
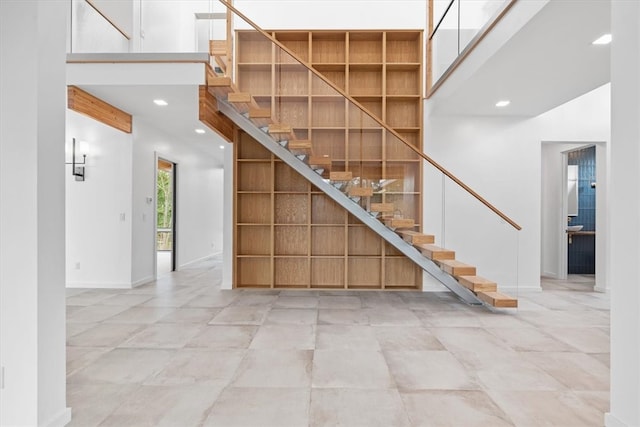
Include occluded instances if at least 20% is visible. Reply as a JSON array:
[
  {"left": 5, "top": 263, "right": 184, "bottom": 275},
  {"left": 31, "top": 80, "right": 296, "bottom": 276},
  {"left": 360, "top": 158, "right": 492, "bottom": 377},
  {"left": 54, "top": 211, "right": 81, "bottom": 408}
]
[
  {"left": 605, "top": 413, "right": 632, "bottom": 427},
  {"left": 594, "top": 284, "right": 609, "bottom": 293},
  {"left": 131, "top": 275, "right": 154, "bottom": 288},
  {"left": 66, "top": 281, "right": 131, "bottom": 289},
  {"left": 178, "top": 253, "right": 217, "bottom": 270},
  {"left": 42, "top": 407, "right": 71, "bottom": 427}
]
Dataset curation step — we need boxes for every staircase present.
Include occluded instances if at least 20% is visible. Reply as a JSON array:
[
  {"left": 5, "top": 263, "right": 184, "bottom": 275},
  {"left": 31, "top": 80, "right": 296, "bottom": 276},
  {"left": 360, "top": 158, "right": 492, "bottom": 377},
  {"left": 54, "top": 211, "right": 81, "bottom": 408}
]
[{"left": 204, "top": 2, "right": 519, "bottom": 308}]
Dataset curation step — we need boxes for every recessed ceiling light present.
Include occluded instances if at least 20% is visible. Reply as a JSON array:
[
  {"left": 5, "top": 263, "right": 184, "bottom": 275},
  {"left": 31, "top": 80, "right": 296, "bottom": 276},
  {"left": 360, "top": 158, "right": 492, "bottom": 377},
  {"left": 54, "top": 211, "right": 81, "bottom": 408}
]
[
  {"left": 495, "top": 100, "right": 510, "bottom": 107},
  {"left": 195, "top": 128, "right": 205, "bottom": 134},
  {"left": 153, "top": 99, "right": 168, "bottom": 106},
  {"left": 219, "top": 145, "right": 225, "bottom": 149},
  {"left": 592, "top": 34, "right": 612, "bottom": 45}
]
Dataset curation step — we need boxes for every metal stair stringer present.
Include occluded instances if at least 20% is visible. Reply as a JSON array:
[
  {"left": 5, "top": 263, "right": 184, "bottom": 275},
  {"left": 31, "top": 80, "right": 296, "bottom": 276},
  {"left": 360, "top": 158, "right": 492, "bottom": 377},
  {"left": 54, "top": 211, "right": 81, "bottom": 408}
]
[{"left": 218, "top": 100, "right": 483, "bottom": 305}]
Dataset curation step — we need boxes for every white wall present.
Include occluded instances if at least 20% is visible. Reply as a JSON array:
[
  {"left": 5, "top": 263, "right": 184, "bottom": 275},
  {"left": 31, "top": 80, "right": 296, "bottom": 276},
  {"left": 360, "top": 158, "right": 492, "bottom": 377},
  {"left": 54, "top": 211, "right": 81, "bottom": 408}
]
[
  {"left": 66, "top": 110, "right": 133, "bottom": 288},
  {"left": 424, "top": 115, "right": 539, "bottom": 290},
  {"left": 540, "top": 141, "right": 586, "bottom": 278},
  {"left": 66, "top": 105, "right": 224, "bottom": 289},
  {"left": 0, "top": 1, "right": 70, "bottom": 425},
  {"left": 607, "top": 1, "right": 640, "bottom": 425},
  {"left": 424, "top": 83, "right": 610, "bottom": 292},
  {"left": 131, "top": 118, "right": 224, "bottom": 285},
  {"left": 234, "top": 1, "right": 426, "bottom": 29},
  {"left": 538, "top": 84, "right": 610, "bottom": 288}
]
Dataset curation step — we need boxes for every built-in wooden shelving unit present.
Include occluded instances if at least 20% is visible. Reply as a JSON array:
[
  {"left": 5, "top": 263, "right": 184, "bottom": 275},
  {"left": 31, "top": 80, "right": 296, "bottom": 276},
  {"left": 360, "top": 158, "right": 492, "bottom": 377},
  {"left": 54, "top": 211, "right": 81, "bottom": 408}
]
[{"left": 234, "top": 29, "right": 423, "bottom": 290}]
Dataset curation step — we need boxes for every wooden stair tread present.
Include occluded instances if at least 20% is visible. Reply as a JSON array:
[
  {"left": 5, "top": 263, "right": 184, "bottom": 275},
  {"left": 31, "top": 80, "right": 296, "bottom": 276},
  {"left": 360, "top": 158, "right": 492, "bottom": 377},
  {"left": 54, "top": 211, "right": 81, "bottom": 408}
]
[
  {"left": 288, "top": 140, "right": 312, "bottom": 153},
  {"left": 330, "top": 171, "right": 353, "bottom": 181},
  {"left": 439, "top": 259, "right": 476, "bottom": 277},
  {"left": 227, "top": 92, "right": 252, "bottom": 103},
  {"left": 308, "top": 155, "right": 332, "bottom": 166},
  {"left": 210, "top": 40, "right": 227, "bottom": 56},
  {"left": 477, "top": 291, "right": 518, "bottom": 308},
  {"left": 397, "top": 230, "right": 434, "bottom": 245},
  {"left": 370, "top": 202, "right": 394, "bottom": 213},
  {"left": 384, "top": 218, "right": 415, "bottom": 229},
  {"left": 348, "top": 187, "right": 374, "bottom": 197},
  {"left": 458, "top": 275, "right": 497, "bottom": 292},
  {"left": 249, "top": 107, "right": 271, "bottom": 118},
  {"left": 268, "top": 123, "right": 293, "bottom": 134},
  {"left": 414, "top": 244, "right": 455, "bottom": 261}
]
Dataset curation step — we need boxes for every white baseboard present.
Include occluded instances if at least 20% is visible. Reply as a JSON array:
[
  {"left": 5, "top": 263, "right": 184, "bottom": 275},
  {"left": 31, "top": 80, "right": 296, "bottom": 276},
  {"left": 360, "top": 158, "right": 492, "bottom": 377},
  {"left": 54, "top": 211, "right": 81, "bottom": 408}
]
[
  {"left": 43, "top": 407, "right": 71, "bottom": 427},
  {"left": 605, "top": 413, "right": 632, "bottom": 427},
  {"left": 541, "top": 271, "right": 560, "bottom": 279},
  {"left": 131, "top": 275, "right": 154, "bottom": 288},
  {"left": 66, "top": 281, "right": 131, "bottom": 289},
  {"left": 594, "top": 284, "right": 609, "bottom": 293},
  {"left": 178, "top": 252, "right": 218, "bottom": 270}
]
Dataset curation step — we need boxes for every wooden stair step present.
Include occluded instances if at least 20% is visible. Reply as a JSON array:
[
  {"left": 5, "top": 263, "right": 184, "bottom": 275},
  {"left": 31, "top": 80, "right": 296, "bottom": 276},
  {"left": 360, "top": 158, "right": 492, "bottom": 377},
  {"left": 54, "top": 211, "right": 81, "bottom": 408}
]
[
  {"left": 439, "top": 259, "right": 476, "bottom": 277},
  {"left": 458, "top": 275, "right": 497, "bottom": 293},
  {"left": 288, "top": 140, "right": 312, "bottom": 153},
  {"left": 384, "top": 218, "right": 415, "bottom": 229},
  {"left": 330, "top": 171, "right": 353, "bottom": 181},
  {"left": 309, "top": 155, "right": 332, "bottom": 167},
  {"left": 227, "top": 92, "right": 252, "bottom": 103},
  {"left": 370, "top": 203, "right": 394, "bottom": 213},
  {"left": 210, "top": 40, "right": 227, "bottom": 56},
  {"left": 477, "top": 291, "right": 518, "bottom": 308},
  {"left": 249, "top": 107, "right": 271, "bottom": 119},
  {"left": 348, "top": 187, "right": 374, "bottom": 197},
  {"left": 208, "top": 76, "right": 232, "bottom": 87},
  {"left": 397, "top": 230, "right": 434, "bottom": 245},
  {"left": 268, "top": 123, "right": 292, "bottom": 134},
  {"left": 414, "top": 244, "right": 455, "bottom": 261}
]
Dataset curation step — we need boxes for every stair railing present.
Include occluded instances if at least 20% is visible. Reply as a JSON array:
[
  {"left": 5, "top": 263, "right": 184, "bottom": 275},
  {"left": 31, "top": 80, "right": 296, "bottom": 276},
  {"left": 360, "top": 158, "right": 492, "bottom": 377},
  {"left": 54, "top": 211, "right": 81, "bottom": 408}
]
[
  {"left": 219, "top": 0, "right": 520, "bottom": 232},
  {"left": 217, "top": 0, "right": 521, "bottom": 292},
  {"left": 427, "top": 0, "right": 517, "bottom": 96}
]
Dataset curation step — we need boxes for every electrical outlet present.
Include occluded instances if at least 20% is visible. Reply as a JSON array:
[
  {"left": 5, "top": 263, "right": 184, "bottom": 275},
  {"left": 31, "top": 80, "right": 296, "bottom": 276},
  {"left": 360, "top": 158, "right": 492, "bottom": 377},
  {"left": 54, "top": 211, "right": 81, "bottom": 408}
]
[
  {"left": 120, "top": 213, "right": 126, "bottom": 221},
  {"left": 75, "top": 262, "right": 81, "bottom": 270}
]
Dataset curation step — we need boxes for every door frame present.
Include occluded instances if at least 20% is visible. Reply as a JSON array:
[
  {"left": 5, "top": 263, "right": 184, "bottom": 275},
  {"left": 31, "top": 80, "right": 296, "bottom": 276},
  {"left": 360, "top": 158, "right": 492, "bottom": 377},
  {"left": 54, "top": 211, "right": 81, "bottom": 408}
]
[
  {"left": 154, "top": 152, "right": 178, "bottom": 278},
  {"left": 561, "top": 144, "right": 598, "bottom": 279}
]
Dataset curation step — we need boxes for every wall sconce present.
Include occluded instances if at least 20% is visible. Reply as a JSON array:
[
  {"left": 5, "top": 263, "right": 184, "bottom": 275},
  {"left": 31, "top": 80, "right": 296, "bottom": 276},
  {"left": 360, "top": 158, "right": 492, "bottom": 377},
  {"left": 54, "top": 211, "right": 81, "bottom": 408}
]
[{"left": 66, "top": 138, "right": 86, "bottom": 181}]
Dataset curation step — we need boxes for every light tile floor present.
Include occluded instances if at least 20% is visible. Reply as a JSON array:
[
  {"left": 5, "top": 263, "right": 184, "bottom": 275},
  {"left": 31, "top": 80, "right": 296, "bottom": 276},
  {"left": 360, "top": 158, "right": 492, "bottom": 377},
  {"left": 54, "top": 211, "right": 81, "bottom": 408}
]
[{"left": 66, "top": 261, "right": 609, "bottom": 426}]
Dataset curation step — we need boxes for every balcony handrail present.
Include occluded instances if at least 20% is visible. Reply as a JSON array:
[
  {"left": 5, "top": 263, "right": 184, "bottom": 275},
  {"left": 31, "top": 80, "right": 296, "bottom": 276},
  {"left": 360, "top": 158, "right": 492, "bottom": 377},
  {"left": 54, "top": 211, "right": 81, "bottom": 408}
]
[
  {"left": 429, "top": 0, "right": 456, "bottom": 40},
  {"left": 219, "top": 0, "right": 521, "bottom": 231},
  {"left": 85, "top": 0, "right": 131, "bottom": 40},
  {"left": 427, "top": 0, "right": 517, "bottom": 96}
]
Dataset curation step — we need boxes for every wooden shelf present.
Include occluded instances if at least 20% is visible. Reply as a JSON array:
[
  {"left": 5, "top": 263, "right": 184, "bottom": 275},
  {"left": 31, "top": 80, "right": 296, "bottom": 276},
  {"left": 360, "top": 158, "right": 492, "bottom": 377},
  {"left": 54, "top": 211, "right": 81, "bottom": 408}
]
[
  {"left": 311, "top": 32, "right": 346, "bottom": 63},
  {"left": 275, "top": 225, "right": 308, "bottom": 256}
]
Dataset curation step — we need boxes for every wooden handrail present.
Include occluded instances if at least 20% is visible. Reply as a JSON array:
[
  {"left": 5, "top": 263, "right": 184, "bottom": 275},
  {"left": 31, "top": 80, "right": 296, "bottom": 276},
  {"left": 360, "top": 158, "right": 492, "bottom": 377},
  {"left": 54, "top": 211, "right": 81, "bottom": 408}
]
[
  {"left": 85, "top": 0, "right": 131, "bottom": 40},
  {"left": 218, "top": 0, "right": 521, "bottom": 231}
]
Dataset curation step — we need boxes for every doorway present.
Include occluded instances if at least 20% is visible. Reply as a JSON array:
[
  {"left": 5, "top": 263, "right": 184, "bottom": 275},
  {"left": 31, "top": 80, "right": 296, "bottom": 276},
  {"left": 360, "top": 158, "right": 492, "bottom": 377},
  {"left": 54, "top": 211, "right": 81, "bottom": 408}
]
[
  {"left": 540, "top": 141, "right": 607, "bottom": 291},
  {"left": 566, "top": 146, "right": 596, "bottom": 275},
  {"left": 156, "top": 158, "right": 176, "bottom": 276}
]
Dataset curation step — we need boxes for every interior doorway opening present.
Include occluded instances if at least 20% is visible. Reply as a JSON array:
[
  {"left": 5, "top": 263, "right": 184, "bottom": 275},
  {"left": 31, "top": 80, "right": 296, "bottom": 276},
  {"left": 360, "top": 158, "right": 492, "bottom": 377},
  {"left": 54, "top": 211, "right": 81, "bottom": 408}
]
[{"left": 157, "top": 158, "right": 176, "bottom": 276}]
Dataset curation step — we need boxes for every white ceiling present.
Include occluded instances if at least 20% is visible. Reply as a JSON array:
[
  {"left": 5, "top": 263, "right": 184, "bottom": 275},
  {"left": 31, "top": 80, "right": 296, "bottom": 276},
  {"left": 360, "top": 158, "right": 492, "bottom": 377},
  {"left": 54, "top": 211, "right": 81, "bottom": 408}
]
[
  {"left": 75, "top": 0, "right": 611, "bottom": 161},
  {"left": 76, "top": 84, "right": 228, "bottom": 166},
  {"left": 428, "top": 0, "right": 611, "bottom": 117}
]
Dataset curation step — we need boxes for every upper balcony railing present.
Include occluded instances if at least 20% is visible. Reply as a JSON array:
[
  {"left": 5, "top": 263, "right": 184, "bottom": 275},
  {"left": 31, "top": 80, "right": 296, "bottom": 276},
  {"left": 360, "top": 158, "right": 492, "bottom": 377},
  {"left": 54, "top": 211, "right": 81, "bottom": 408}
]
[
  {"left": 427, "top": 0, "right": 516, "bottom": 96},
  {"left": 68, "top": 0, "right": 229, "bottom": 54}
]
